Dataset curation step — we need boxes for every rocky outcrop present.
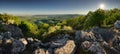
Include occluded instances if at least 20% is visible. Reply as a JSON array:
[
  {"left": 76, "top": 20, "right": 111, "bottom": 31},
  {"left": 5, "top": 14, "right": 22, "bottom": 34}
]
[
  {"left": 11, "top": 39, "right": 25, "bottom": 54},
  {"left": 54, "top": 40, "right": 75, "bottom": 54},
  {"left": 33, "top": 48, "right": 46, "bottom": 54},
  {"left": 0, "top": 32, "right": 25, "bottom": 54},
  {"left": 1, "top": 20, "right": 120, "bottom": 54},
  {"left": 16, "top": 34, "right": 75, "bottom": 54},
  {"left": 81, "top": 41, "right": 91, "bottom": 50},
  {"left": 88, "top": 42, "right": 105, "bottom": 54},
  {"left": 75, "top": 26, "right": 120, "bottom": 54},
  {"left": 91, "top": 27, "right": 114, "bottom": 42},
  {"left": 2, "top": 24, "right": 24, "bottom": 38},
  {"left": 112, "top": 36, "right": 120, "bottom": 51},
  {"left": 114, "top": 20, "right": 120, "bottom": 29},
  {"left": 41, "top": 34, "right": 75, "bottom": 54},
  {"left": 19, "top": 38, "right": 28, "bottom": 45},
  {"left": 0, "top": 30, "right": 119, "bottom": 54}
]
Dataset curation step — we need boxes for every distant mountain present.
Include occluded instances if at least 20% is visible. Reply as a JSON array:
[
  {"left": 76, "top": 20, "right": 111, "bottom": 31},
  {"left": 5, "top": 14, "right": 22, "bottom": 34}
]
[
  {"left": 33, "top": 14, "right": 83, "bottom": 19},
  {"left": 18, "top": 14, "right": 84, "bottom": 25},
  {"left": 18, "top": 14, "right": 84, "bottom": 19}
]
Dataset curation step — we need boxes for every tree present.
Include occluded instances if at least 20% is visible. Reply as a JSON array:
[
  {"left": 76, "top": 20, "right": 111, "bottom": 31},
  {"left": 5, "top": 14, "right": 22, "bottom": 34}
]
[
  {"left": 48, "top": 25, "right": 61, "bottom": 34},
  {"left": 83, "top": 9, "right": 106, "bottom": 29},
  {"left": 19, "top": 20, "right": 39, "bottom": 37},
  {"left": 66, "top": 15, "right": 84, "bottom": 29},
  {"left": 0, "top": 13, "right": 21, "bottom": 25},
  {"left": 103, "top": 8, "right": 120, "bottom": 27},
  {"left": 91, "top": 9, "right": 105, "bottom": 27}
]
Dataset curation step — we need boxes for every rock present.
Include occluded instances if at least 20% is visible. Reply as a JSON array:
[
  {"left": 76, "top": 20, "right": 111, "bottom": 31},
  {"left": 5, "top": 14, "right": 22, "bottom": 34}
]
[
  {"left": 75, "top": 31, "right": 96, "bottom": 42},
  {"left": 19, "top": 38, "right": 28, "bottom": 45},
  {"left": 46, "top": 50, "right": 50, "bottom": 54},
  {"left": 81, "top": 41, "right": 91, "bottom": 50},
  {"left": 40, "top": 34, "right": 72, "bottom": 54},
  {"left": 81, "top": 31, "right": 96, "bottom": 42},
  {"left": 49, "top": 34, "right": 70, "bottom": 48},
  {"left": 27, "top": 37, "right": 34, "bottom": 42},
  {"left": 88, "top": 42, "right": 105, "bottom": 54},
  {"left": 94, "top": 34, "right": 104, "bottom": 42},
  {"left": 26, "top": 37, "right": 41, "bottom": 49},
  {"left": 0, "top": 32, "right": 13, "bottom": 54},
  {"left": 75, "top": 29, "right": 120, "bottom": 54},
  {"left": 102, "top": 41, "right": 109, "bottom": 47},
  {"left": 2, "top": 32, "right": 12, "bottom": 39},
  {"left": 22, "top": 38, "right": 42, "bottom": 54},
  {"left": 0, "top": 48, "right": 2, "bottom": 54},
  {"left": 2, "top": 21, "right": 120, "bottom": 54},
  {"left": 4, "top": 39, "right": 13, "bottom": 45},
  {"left": 114, "top": 20, "right": 120, "bottom": 29},
  {"left": 50, "top": 38, "right": 68, "bottom": 48},
  {"left": 2, "top": 24, "right": 24, "bottom": 38},
  {"left": 34, "top": 48, "right": 45, "bottom": 54},
  {"left": 54, "top": 40, "right": 75, "bottom": 54},
  {"left": 11, "top": 39, "right": 25, "bottom": 54},
  {"left": 75, "top": 31, "right": 82, "bottom": 43},
  {"left": 0, "top": 35, "right": 3, "bottom": 44},
  {"left": 1, "top": 32, "right": 14, "bottom": 45},
  {"left": 91, "top": 27, "right": 114, "bottom": 42},
  {"left": 47, "top": 48, "right": 54, "bottom": 54},
  {"left": 0, "top": 32, "right": 25, "bottom": 54},
  {"left": 40, "top": 42, "right": 50, "bottom": 48},
  {"left": 112, "top": 36, "right": 120, "bottom": 51}
]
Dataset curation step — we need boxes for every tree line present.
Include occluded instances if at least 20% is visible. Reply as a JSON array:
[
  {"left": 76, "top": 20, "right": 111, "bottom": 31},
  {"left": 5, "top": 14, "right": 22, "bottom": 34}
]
[{"left": 0, "top": 8, "right": 120, "bottom": 41}]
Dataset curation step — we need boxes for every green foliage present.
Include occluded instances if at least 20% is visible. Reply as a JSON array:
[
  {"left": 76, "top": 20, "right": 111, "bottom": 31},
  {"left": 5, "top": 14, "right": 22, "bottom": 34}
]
[
  {"left": 103, "top": 8, "right": 120, "bottom": 27},
  {"left": 83, "top": 8, "right": 120, "bottom": 29},
  {"left": 83, "top": 9, "right": 105, "bottom": 29},
  {"left": 0, "top": 8, "right": 120, "bottom": 41},
  {"left": 0, "top": 13, "right": 21, "bottom": 25},
  {"left": 63, "top": 26, "right": 73, "bottom": 31},
  {"left": 19, "top": 20, "right": 39, "bottom": 37},
  {"left": 66, "top": 15, "right": 85, "bottom": 29},
  {"left": 48, "top": 25, "right": 61, "bottom": 34},
  {"left": 64, "top": 8, "right": 120, "bottom": 30},
  {"left": 38, "top": 23, "right": 49, "bottom": 29}
]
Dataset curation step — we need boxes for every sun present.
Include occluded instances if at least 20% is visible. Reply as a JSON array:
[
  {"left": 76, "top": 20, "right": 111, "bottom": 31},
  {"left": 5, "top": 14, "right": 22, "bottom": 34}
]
[{"left": 99, "top": 4, "right": 105, "bottom": 9}]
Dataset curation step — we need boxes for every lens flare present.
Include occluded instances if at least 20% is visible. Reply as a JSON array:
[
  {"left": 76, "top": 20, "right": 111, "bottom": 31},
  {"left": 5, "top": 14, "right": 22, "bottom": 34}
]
[{"left": 99, "top": 4, "right": 105, "bottom": 9}]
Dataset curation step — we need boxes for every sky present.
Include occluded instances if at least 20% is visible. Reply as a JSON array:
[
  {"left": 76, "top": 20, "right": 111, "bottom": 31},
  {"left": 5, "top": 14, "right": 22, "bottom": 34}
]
[{"left": 0, "top": 0, "right": 120, "bottom": 15}]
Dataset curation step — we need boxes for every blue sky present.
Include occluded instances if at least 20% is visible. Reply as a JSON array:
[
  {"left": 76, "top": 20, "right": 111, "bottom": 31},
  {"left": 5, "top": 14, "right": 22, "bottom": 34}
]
[{"left": 0, "top": 0, "right": 120, "bottom": 15}]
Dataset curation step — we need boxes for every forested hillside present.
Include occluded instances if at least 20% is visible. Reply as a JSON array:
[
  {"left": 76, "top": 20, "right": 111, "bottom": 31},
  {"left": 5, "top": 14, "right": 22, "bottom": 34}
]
[
  {"left": 0, "top": 8, "right": 120, "bottom": 41},
  {"left": 0, "top": 8, "right": 120, "bottom": 54}
]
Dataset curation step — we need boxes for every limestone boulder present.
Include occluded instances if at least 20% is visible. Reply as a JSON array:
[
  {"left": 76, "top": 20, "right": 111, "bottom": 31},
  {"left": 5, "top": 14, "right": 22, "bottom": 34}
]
[{"left": 54, "top": 40, "right": 75, "bottom": 54}]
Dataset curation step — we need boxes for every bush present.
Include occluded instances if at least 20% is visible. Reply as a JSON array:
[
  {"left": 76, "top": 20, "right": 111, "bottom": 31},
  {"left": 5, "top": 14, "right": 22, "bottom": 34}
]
[
  {"left": 0, "top": 13, "right": 21, "bottom": 25},
  {"left": 19, "top": 20, "right": 39, "bottom": 37}
]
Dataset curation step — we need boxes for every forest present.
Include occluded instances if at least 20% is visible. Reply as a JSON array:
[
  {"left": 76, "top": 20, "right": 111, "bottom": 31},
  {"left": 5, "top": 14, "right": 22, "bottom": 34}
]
[{"left": 0, "top": 8, "right": 120, "bottom": 42}]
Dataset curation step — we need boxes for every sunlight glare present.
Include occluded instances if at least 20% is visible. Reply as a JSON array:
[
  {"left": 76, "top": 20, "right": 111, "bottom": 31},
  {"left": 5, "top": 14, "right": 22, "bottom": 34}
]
[{"left": 99, "top": 4, "right": 105, "bottom": 9}]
